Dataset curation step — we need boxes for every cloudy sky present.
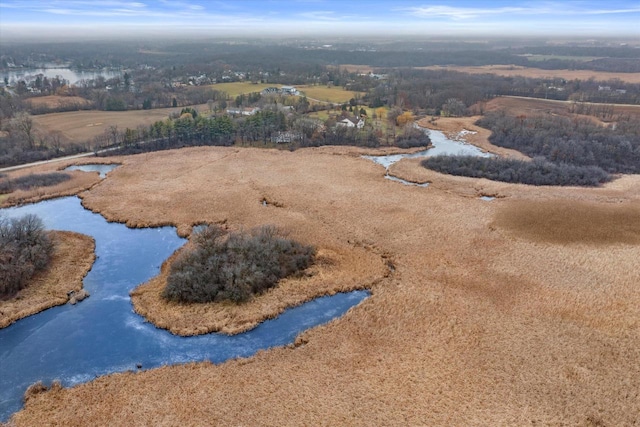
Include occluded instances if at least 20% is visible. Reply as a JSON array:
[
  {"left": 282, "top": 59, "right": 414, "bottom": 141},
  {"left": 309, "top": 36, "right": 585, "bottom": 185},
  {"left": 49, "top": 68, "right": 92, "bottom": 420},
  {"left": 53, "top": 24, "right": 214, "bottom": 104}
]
[{"left": 1, "top": 0, "right": 639, "bottom": 39}]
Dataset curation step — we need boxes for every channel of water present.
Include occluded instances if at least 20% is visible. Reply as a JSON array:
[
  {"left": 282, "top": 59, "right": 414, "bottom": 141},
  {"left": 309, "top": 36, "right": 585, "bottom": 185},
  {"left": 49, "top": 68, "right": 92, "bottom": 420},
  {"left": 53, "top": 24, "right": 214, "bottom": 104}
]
[
  {"left": 0, "top": 197, "right": 369, "bottom": 420},
  {"left": 64, "top": 164, "right": 120, "bottom": 178},
  {"left": 363, "top": 128, "right": 492, "bottom": 187}
]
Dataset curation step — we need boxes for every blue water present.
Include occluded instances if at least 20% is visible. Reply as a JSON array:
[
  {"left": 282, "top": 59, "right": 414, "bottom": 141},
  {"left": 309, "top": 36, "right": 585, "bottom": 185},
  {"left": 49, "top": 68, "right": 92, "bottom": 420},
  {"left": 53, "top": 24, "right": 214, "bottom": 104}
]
[
  {"left": 64, "top": 164, "right": 120, "bottom": 178},
  {"left": 0, "top": 197, "right": 369, "bottom": 420},
  {"left": 363, "top": 129, "right": 492, "bottom": 169}
]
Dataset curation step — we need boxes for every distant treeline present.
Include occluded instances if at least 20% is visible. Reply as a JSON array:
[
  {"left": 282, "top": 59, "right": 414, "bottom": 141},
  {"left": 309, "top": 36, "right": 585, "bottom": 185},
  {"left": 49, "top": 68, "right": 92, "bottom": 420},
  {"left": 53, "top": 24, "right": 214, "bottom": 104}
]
[
  {"left": 3, "top": 41, "right": 639, "bottom": 74},
  {"left": 364, "top": 69, "right": 640, "bottom": 113}
]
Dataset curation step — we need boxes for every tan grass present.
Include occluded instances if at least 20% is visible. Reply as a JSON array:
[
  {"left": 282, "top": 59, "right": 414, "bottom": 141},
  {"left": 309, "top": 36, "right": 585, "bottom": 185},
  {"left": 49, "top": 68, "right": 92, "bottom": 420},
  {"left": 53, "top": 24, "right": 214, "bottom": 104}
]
[
  {"left": 296, "top": 85, "right": 365, "bottom": 103},
  {"left": 31, "top": 105, "right": 206, "bottom": 144},
  {"left": 419, "top": 64, "right": 640, "bottom": 84},
  {"left": 0, "top": 166, "right": 102, "bottom": 208},
  {"left": 484, "top": 96, "right": 640, "bottom": 122},
  {"left": 24, "top": 96, "right": 92, "bottom": 109},
  {"left": 0, "top": 231, "right": 95, "bottom": 329},
  {"left": 202, "top": 82, "right": 273, "bottom": 97},
  {"left": 7, "top": 135, "right": 640, "bottom": 425}
]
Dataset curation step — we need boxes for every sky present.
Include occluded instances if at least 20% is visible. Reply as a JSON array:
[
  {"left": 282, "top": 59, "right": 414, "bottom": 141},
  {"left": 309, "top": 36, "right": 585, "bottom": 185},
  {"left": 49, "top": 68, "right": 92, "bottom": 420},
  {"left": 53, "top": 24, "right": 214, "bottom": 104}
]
[{"left": 1, "top": 0, "right": 639, "bottom": 39}]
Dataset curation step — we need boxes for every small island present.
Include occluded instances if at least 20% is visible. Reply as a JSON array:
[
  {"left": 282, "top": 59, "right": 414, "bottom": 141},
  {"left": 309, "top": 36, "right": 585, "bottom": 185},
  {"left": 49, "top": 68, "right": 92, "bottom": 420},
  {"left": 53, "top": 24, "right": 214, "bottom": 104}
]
[{"left": 0, "top": 215, "right": 95, "bottom": 329}]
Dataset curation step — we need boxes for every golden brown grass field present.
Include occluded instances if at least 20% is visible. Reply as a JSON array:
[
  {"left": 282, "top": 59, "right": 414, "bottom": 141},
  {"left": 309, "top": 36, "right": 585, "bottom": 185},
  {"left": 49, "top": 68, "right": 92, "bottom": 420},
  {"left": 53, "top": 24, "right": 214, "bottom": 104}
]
[
  {"left": 31, "top": 104, "right": 206, "bottom": 145},
  {"left": 484, "top": 96, "right": 640, "bottom": 122},
  {"left": 420, "top": 65, "right": 640, "bottom": 84},
  {"left": 296, "top": 85, "right": 365, "bottom": 103},
  {"left": 338, "top": 64, "right": 640, "bottom": 84},
  {"left": 0, "top": 231, "right": 95, "bottom": 329},
  {"left": 203, "top": 81, "right": 273, "bottom": 97},
  {"left": 4, "top": 125, "right": 640, "bottom": 425},
  {"left": 24, "top": 95, "right": 92, "bottom": 110}
]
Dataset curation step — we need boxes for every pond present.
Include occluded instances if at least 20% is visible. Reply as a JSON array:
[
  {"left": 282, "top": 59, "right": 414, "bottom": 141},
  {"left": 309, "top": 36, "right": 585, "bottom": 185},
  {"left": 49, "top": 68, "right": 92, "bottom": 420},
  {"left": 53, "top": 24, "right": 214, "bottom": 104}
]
[
  {"left": 363, "top": 128, "right": 492, "bottom": 169},
  {"left": 64, "top": 164, "right": 120, "bottom": 178},
  {"left": 0, "top": 197, "right": 369, "bottom": 421},
  {"left": 2, "top": 68, "right": 122, "bottom": 86}
]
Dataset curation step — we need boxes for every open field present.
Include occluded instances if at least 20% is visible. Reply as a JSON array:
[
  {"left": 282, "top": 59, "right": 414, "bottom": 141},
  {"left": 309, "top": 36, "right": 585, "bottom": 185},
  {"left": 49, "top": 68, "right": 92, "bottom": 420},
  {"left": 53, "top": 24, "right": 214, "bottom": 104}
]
[
  {"left": 338, "top": 64, "right": 640, "bottom": 83},
  {"left": 419, "top": 65, "right": 640, "bottom": 84},
  {"left": 31, "top": 105, "right": 206, "bottom": 144},
  {"left": 296, "top": 85, "right": 365, "bottom": 104},
  {"left": 24, "top": 95, "right": 92, "bottom": 109},
  {"left": 204, "top": 82, "right": 273, "bottom": 97},
  {"left": 7, "top": 135, "right": 640, "bottom": 425},
  {"left": 0, "top": 231, "right": 95, "bottom": 329},
  {"left": 484, "top": 96, "right": 640, "bottom": 122},
  {"left": 518, "top": 54, "right": 604, "bottom": 62}
]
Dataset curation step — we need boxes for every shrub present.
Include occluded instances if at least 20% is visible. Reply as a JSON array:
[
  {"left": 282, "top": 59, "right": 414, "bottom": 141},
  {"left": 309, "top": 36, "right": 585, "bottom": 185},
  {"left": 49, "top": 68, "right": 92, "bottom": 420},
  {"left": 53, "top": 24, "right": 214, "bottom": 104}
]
[
  {"left": 0, "top": 172, "right": 72, "bottom": 194},
  {"left": 0, "top": 214, "right": 54, "bottom": 298},
  {"left": 422, "top": 156, "right": 612, "bottom": 186},
  {"left": 163, "top": 225, "right": 315, "bottom": 304}
]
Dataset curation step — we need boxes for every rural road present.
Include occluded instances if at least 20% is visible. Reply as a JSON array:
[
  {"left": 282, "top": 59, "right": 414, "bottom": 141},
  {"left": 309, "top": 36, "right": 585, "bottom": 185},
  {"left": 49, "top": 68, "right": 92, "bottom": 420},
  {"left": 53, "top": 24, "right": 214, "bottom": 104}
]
[{"left": 0, "top": 146, "right": 123, "bottom": 173}]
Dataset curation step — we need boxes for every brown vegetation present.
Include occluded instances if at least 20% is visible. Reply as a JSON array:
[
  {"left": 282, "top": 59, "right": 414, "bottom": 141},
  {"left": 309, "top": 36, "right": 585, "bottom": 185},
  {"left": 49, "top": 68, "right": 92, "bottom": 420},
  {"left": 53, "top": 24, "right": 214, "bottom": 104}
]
[
  {"left": 419, "top": 64, "right": 640, "bottom": 84},
  {"left": 484, "top": 96, "right": 640, "bottom": 123},
  {"left": 0, "top": 166, "right": 102, "bottom": 208},
  {"left": 31, "top": 105, "right": 206, "bottom": 145},
  {"left": 132, "top": 241, "right": 387, "bottom": 335},
  {"left": 7, "top": 138, "right": 640, "bottom": 425},
  {"left": 0, "top": 231, "right": 95, "bottom": 329},
  {"left": 24, "top": 96, "right": 92, "bottom": 110}
]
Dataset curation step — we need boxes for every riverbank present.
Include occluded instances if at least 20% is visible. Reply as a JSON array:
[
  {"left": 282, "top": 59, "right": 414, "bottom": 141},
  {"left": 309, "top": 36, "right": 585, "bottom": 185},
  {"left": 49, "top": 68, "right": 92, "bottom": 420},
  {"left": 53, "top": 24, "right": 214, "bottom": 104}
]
[
  {"left": 0, "top": 163, "right": 105, "bottom": 208},
  {"left": 0, "top": 231, "right": 95, "bottom": 329},
  {"left": 131, "top": 242, "right": 390, "bottom": 336},
  {"left": 6, "top": 136, "right": 640, "bottom": 425}
]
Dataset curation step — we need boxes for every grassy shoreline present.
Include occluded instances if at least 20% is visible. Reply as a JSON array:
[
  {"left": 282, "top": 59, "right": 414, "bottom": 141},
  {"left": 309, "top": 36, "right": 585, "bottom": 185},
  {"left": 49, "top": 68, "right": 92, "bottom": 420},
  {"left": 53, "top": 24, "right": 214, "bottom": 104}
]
[{"left": 0, "top": 231, "right": 95, "bottom": 329}]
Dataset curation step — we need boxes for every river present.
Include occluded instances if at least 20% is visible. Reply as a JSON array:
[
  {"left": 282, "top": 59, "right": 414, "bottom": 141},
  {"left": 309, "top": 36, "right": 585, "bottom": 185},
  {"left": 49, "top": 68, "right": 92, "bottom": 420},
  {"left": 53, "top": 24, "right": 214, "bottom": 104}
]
[{"left": 0, "top": 197, "right": 369, "bottom": 420}]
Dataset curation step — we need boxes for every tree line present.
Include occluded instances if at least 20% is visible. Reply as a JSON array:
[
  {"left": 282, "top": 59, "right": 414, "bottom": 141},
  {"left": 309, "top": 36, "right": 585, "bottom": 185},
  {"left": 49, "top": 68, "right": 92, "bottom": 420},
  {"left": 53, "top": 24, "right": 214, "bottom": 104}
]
[{"left": 422, "top": 111, "right": 640, "bottom": 186}]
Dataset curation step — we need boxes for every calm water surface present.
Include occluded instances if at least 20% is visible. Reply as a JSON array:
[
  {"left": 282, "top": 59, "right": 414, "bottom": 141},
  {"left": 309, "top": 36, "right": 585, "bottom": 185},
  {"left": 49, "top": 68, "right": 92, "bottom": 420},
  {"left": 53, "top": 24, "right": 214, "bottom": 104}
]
[{"left": 0, "top": 197, "right": 369, "bottom": 420}]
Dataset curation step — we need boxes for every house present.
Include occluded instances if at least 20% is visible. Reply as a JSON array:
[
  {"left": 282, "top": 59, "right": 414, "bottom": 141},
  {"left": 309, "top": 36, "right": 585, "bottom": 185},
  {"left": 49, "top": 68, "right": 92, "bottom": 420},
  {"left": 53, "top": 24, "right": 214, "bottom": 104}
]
[
  {"left": 271, "top": 131, "right": 302, "bottom": 143},
  {"left": 261, "top": 87, "right": 281, "bottom": 95},
  {"left": 281, "top": 86, "right": 299, "bottom": 95},
  {"left": 337, "top": 117, "right": 365, "bottom": 129},
  {"left": 226, "top": 107, "right": 260, "bottom": 116}
]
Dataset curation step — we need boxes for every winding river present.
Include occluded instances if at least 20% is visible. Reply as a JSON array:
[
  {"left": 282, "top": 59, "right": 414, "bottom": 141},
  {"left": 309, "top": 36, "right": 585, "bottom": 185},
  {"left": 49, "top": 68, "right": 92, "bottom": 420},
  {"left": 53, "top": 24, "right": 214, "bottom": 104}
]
[{"left": 0, "top": 197, "right": 369, "bottom": 420}]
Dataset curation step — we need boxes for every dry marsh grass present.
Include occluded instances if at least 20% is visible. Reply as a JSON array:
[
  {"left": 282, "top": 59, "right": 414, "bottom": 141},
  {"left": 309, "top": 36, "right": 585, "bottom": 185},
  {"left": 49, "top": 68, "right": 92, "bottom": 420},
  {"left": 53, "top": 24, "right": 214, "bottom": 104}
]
[
  {"left": 493, "top": 200, "right": 640, "bottom": 245},
  {"left": 0, "top": 166, "right": 101, "bottom": 208},
  {"left": 7, "top": 138, "right": 640, "bottom": 425},
  {"left": 0, "top": 231, "right": 95, "bottom": 329}
]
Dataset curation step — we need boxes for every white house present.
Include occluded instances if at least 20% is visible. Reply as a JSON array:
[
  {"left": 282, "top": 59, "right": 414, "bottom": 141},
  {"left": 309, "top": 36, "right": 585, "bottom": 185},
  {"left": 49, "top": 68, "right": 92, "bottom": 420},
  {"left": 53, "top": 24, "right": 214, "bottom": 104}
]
[
  {"left": 281, "top": 86, "right": 299, "bottom": 95},
  {"left": 337, "top": 117, "right": 365, "bottom": 129}
]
